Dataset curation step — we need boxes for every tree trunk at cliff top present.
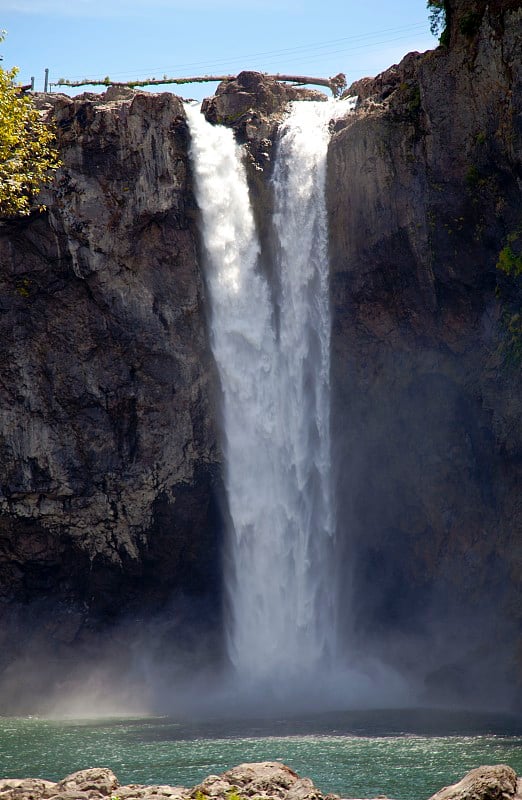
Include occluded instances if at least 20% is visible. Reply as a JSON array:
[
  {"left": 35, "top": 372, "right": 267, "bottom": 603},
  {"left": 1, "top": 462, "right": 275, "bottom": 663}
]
[{"left": 53, "top": 72, "right": 347, "bottom": 96}]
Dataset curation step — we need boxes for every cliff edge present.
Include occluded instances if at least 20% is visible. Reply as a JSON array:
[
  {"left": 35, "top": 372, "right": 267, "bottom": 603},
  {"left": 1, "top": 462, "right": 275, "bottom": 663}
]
[{"left": 0, "top": 88, "right": 224, "bottom": 708}]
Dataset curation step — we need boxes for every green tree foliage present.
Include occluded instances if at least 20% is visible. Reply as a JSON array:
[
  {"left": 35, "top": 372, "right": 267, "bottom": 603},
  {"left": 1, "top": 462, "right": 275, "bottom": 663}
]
[
  {"left": 497, "top": 245, "right": 522, "bottom": 277},
  {"left": 427, "top": 0, "right": 448, "bottom": 43},
  {"left": 0, "top": 33, "right": 60, "bottom": 217},
  {"left": 497, "top": 231, "right": 522, "bottom": 364}
]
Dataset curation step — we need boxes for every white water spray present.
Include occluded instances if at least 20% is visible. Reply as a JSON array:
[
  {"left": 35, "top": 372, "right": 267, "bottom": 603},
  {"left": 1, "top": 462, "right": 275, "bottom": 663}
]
[{"left": 187, "top": 99, "right": 354, "bottom": 696}]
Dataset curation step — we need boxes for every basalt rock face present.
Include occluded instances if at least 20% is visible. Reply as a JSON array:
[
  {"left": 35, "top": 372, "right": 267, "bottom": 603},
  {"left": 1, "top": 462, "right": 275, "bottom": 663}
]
[
  {"left": 328, "top": 0, "right": 522, "bottom": 702},
  {"left": 0, "top": 88, "right": 224, "bottom": 703},
  {"left": 202, "top": 71, "right": 326, "bottom": 145}
]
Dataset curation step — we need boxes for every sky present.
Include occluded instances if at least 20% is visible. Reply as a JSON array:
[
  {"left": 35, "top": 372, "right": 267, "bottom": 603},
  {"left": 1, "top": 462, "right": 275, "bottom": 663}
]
[{"left": 1, "top": 0, "right": 437, "bottom": 100}]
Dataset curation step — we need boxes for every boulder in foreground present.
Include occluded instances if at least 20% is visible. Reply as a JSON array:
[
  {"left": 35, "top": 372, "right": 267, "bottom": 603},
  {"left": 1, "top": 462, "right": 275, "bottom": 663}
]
[
  {"left": 427, "top": 764, "right": 520, "bottom": 800},
  {"left": 0, "top": 762, "right": 520, "bottom": 800}
]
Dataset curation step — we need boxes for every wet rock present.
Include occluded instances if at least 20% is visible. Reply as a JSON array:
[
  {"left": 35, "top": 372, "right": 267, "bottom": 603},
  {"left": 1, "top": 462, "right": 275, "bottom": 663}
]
[{"left": 202, "top": 71, "right": 326, "bottom": 142}]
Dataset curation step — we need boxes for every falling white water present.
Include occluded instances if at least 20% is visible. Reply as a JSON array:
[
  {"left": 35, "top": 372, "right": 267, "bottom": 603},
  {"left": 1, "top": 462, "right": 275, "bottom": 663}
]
[{"left": 186, "top": 98, "right": 354, "bottom": 695}]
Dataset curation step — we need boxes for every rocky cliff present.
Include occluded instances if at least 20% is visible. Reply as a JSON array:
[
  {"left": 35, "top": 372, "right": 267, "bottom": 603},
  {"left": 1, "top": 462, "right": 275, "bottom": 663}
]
[
  {"left": 0, "top": 0, "right": 521, "bottom": 711},
  {"left": 327, "top": 0, "right": 522, "bottom": 703},
  {"left": 0, "top": 88, "right": 224, "bottom": 708}
]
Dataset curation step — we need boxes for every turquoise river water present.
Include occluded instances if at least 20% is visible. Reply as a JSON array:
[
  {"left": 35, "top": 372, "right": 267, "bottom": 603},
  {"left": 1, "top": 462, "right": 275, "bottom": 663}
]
[{"left": 1, "top": 710, "right": 521, "bottom": 800}]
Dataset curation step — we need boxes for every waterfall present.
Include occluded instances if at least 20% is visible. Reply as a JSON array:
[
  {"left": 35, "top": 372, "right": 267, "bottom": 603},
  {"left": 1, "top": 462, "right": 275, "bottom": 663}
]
[{"left": 186, "top": 98, "right": 353, "bottom": 697}]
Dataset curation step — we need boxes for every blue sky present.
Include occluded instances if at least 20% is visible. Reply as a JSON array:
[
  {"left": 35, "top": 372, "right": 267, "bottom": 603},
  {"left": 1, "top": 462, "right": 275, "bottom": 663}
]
[{"left": 2, "top": 0, "right": 437, "bottom": 100}]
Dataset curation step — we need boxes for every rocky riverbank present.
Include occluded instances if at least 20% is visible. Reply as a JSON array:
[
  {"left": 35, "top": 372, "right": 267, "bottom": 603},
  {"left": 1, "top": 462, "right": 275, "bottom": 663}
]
[{"left": 0, "top": 762, "right": 519, "bottom": 800}]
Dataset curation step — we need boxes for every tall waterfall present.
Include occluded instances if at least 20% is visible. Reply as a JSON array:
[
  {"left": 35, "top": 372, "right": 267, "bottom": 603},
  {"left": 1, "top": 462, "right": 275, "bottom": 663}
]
[{"left": 187, "top": 99, "right": 352, "bottom": 696}]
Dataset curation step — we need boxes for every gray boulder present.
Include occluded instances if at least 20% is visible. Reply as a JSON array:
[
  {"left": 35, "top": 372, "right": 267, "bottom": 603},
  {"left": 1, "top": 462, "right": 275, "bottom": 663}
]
[
  {"left": 191, "top": 762, "right": 337, "bottom": 800},
  {"left": 427, "top": 764, "right": 519, "bottom": 800},
  {"left": 54, "top": 769, "right": 120, "bottom": 798},
  {"left": 0, "top": 779, "right": 58, "bottom": 800}
]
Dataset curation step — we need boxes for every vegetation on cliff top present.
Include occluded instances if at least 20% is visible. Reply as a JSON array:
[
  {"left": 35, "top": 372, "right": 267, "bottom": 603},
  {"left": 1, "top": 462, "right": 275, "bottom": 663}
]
[
  {"left": 0, "top": 33, "right": 60, "bottom": 217},
  {"left": 427, "top": 0, "right": 452, "bottom": 45},
  {"left": 497, "top": 231, "right": 522, "bottom": 364},
  {"left": 427, "top": 0, "right": 448, "bottom": 38}
]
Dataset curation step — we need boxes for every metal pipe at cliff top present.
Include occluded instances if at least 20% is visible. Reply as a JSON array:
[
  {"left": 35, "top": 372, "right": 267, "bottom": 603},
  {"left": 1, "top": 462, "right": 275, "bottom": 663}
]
[{"left": 52, "top": 72, "right": 347, "bottom": 97}]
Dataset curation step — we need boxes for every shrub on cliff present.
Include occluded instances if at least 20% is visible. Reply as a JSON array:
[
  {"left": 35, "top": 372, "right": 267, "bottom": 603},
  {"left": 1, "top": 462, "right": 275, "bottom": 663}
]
[
  {"left": 497, "top": 231, "right": 522, "bottom": 364},
  {"left": 0, "top": 33, "right": 60, "bottom": 217}
]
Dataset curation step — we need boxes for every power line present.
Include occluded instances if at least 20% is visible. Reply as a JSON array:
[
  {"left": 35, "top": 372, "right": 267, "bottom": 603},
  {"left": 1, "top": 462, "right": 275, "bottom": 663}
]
[
  {"left": 61, "top": 21, "right": 428, "bottom": 81},
  {"left": 255, "top": 32, "right": 432, "bottom": 69}
]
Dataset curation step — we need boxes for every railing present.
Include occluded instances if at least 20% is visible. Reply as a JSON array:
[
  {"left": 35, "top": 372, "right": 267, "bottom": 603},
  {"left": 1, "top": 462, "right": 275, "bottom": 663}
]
[{"left": 51, "top": 72, "right": 347, "bottom": 98}]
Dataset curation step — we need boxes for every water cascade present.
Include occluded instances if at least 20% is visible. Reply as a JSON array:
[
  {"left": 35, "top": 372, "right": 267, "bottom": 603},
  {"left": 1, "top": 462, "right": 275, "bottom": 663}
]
[{"left": 186, "top": 99, "right": 354, "bottom": 698}]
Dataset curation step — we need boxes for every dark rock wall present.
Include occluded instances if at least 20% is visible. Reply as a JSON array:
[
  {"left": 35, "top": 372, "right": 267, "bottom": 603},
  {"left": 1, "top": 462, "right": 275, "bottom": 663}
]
[
  {"left": 0, "top": 88, "right": 224, "bottom": 685},
  {"left": 328, "top": 1, "right": 522, "bottom": 702}
]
